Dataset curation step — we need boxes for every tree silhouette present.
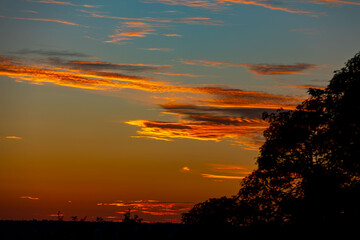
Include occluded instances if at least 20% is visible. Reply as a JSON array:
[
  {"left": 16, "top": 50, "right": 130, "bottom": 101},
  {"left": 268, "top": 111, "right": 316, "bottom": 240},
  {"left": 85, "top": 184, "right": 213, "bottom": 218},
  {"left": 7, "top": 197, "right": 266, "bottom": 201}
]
[
  {"left": 182, "top": 197, "right": 238, "bottom": 225},
  {"left": 183, "top": 52, "right": 360, "bottom": 227}
]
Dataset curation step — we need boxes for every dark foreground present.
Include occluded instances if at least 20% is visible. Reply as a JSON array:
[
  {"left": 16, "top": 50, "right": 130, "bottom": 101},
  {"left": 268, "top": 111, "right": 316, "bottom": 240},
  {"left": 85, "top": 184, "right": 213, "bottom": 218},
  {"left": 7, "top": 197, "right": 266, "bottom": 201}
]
[{"left": 0, "top": 220, "right": 358, "bottom": 239}]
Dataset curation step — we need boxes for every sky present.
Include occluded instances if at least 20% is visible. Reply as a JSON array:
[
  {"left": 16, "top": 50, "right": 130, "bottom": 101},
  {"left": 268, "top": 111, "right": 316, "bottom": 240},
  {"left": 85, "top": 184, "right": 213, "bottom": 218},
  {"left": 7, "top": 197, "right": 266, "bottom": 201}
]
[{"left": 0, "top": 0, "right": 359, "bottom": 223}]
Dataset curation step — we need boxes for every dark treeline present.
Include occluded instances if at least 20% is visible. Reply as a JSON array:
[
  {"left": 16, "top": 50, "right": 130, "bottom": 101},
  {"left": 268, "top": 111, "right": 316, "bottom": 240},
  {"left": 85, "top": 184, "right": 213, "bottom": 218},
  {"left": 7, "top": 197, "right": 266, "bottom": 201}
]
[{"left": 182, "top": 52, "right": 360, "bottom": 236}]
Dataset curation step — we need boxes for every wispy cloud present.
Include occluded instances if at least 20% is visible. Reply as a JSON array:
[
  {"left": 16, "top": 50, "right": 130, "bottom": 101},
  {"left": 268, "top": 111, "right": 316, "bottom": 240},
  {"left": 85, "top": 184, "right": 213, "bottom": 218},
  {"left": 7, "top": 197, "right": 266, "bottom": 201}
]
[
  {"left": 151, "top": 0, "right": 319, "bottom": 15},
  {"left": 105, "top": 21, "right": 156, "bottom": 44},
  {"left": 0, "top": 55, "right": 302, "bottom": 150},
  {"left": 154, "top": 72, "right": 203, "bottom": 77},
  {"left": 83, "top": 11, "right": 223, "bottom": 26},
  {"left": 5, "top": 136, "right": 23, "bottom": 140},
  {"left": 311, "top": 0, "right": 360, "bottom": 5},
  {"left": 8, "top": 16, "right": 83, "bottom": 26},
  {"left": 8, "top": 49, "right": 93, "bottom": 58},
  {"left": 98, "top": 200, "right": 194, "bottom": 222},
  {"left": 141, "top": 48, "right": 173, "bottom": 51},
  {"left": 201, "top": 173, "right": 245, "bottom": 180},
  {"left": 179, "top": 59, "right": 319, "bottom": 75},
  {"left": 163, "top": 33, "right": 183, "bottom": 37},
  {"left": 20, "top": 196, "right": 39, "bottom": 200},
  {"left": 27, "top": 0, "right": 101, "bottom": 8},
  {"left": 45, "top": 58, "right": 172, "bottom": 72}
]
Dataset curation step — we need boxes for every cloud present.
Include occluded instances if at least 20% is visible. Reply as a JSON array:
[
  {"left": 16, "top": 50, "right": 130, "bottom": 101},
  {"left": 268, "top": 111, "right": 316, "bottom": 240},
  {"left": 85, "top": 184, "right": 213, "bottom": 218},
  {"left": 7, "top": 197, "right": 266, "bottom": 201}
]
[
  {"left": 5, "top": 136, "right": 23, "bottom": 140},
  {"left": 9, "top": 17, "right": 83, "bottom": 26},
  {"left": 105, "top": 21, "right": 156, "bottom": 44},
  {"left": 220, "top": 0, "right": 315, "bottom": 14},
  {"left": 179, "top": 59, "right": 319, "bottom": 75},
  {"left": 181, "top": 166, "right": 191, "bottom": 172},
  {"left": 244, "top": 63, "right": 319, "bottom": 75},
  {"left": 8, "top": 49, "right": 93, "bottom": 58},
  {"left": 163, "top": 33, "right": 183, "bottom": 37},
  {"left": 151, "top": 0, "right": 318, "bottom": 15},
  {"left": 84, "top": 12, "right": 223, "bottom": 26},
  {"left": 19, "top": 196, "right": 39, "bottom": 200},
  {"left": 0, "top": 55, "right": 302, "bottom": 150},
  {"left": 201, "top": 174, "right": 245, "bottom": 180},
  {"left": 46, "top": 58, "right": 172, "bottom": 72},
  {"left": 27, "top": 0, "right": 101, "bottom": 8},
  {"left": 311, "top": 0, "right": 360, "bottom": 5},
  {"left": 141, "top": 48, "right": 173, "bottom": 51},
  {"left": 125, "top": 100, "right": 293, "bottom": 149},
  {"left": 155, "top": 72, "right": 203, "bottom": 77},
  {"left": 98, "top": 200, "right": 195, "bottom": 221}
]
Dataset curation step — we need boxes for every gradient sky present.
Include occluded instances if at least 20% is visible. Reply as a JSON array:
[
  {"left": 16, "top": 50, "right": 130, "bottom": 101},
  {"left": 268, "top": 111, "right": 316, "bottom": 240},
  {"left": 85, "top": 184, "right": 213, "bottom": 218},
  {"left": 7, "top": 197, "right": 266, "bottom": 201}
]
[{"left": 0, "top": 0, "right": 359, "bottom": 223}]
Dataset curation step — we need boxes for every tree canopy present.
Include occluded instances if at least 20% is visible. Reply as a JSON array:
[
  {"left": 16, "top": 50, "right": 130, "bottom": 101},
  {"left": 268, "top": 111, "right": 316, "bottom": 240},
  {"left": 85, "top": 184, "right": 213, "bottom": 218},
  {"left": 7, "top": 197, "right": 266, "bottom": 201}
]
[{"left": 182, "top": 52, "right": 360, "bottom": 227}]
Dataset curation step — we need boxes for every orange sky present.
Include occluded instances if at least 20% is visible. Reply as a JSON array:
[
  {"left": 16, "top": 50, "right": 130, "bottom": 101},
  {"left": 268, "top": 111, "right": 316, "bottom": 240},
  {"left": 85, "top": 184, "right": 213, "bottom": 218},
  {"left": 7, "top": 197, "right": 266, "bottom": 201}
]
[{"left": 0, "top": 0, "right": 359, "bottom": 223}]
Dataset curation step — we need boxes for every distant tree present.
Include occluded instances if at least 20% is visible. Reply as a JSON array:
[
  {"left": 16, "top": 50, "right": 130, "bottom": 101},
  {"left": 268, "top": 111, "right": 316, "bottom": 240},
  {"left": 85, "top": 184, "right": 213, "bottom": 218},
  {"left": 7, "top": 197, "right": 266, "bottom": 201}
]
[
  {"left": 57, "top": 211, "right": 64, "bottom": 221},
  {"left": 122, "top": 209, "right": 143, "bottom": 223},
  {"left": 71, "top": 216, "right": 78, "bottom": 221},
  {"left": 96, "top": 217, "right": 104, "bottom": 222},
  {"left": 80, "top": 216, "right": 87, "bottom": 222}
]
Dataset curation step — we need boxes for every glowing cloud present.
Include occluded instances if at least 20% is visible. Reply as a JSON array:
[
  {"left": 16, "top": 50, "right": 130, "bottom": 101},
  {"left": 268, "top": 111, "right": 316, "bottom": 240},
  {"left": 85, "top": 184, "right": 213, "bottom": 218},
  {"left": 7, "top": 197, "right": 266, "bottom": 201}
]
[
  {"left": 201, "top": 173, "right": 245, "bottom": 180},
  {"left": 98, "top": 200, "right": 195, "bottom": 222},
  {"left": 181, "top": 166, "right": 191, "bottom": 172},
  {"left": 19, "top": 196, "right": 39, "bottom": 200},
  {"left": 5, "top": 136, "right": 23, "bottom": 140}
]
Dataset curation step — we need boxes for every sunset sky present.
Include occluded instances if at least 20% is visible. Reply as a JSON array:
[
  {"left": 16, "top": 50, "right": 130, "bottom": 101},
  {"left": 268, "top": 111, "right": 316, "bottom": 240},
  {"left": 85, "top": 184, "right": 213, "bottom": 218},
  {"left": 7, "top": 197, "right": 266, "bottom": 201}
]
[{"left": 0, "top": 0, "right": 359, "bottom": 223}]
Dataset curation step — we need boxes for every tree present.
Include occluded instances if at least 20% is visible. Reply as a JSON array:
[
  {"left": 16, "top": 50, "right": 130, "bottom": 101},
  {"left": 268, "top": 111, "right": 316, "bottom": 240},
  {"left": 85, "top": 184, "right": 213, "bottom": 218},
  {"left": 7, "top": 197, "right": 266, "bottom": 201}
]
[
  {"left": 182, "top": 197, "right": 239, "bottom": 225},
  {"left": 239, "top": 51, "right": 360, "bottom": 224},
  {"left": 182, "top": 52, "right": 360, "bottom": 227}
]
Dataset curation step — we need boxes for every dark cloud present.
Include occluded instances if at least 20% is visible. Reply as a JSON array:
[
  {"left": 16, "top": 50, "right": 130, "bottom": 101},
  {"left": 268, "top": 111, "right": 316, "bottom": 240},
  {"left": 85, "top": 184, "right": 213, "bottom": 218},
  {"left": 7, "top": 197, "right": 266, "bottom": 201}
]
[{"left": 46, "top": 58, "right": 172, "bottom": 72}]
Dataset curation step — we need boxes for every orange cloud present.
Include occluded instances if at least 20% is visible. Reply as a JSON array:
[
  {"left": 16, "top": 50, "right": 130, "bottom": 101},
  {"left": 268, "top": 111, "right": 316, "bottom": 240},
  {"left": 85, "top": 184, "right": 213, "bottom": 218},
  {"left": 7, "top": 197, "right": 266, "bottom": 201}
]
[
  {"left": 1, "top": 55, "right": 302, "bottom": 149},
  {"left": 163, "top": 34, "right": 183, "bottom": 37},
  {"left": 5, "top": 136, "right": 23, "bottom": 140},
  {"left": 105, "top": 21, "right": 155, "bottom": 44},
  {"left": 201, "top": 173, "right": 245, "bottom": 180},
  {"left": 19, "top": 196, "right": 39, "bottom": 200},
  {"left": 181, "top": 166, "right": 191, "bottom": 172},
  {"left": 125, "top": 116, "right": 268, "bottom": 143},
  {"left": 98, "top": 200, "right": 195, "bottom": 221}
]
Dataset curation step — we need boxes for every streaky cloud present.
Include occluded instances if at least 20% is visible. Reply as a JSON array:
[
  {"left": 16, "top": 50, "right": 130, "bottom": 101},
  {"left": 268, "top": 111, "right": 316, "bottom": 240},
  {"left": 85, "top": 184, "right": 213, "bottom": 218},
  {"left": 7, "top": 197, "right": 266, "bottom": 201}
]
[
  {"left": 8, "top": 49, "right": 93, "bottom": 58},
  {"left": 179, "top": 59, "right": 319, "bottom": 75},
  {"left": 27, "top": 0, "right": 101, "bottom": 8}
]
